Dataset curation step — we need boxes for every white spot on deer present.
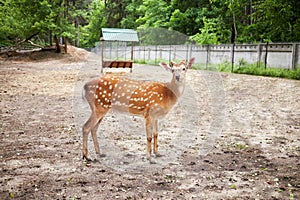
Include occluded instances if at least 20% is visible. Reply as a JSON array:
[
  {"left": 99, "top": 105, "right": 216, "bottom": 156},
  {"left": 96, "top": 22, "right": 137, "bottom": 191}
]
[
  {"left": 104, "top": 81, "right": 107, "bottom": 86},
  {"left": 109, "top": 85, "right": 113, "bottom": 90}
]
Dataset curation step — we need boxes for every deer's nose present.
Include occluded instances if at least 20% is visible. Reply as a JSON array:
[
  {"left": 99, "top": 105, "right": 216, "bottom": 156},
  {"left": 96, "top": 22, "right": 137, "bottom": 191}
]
[{"left": 175, "top": 75, "right": 180, "bottom": 81}]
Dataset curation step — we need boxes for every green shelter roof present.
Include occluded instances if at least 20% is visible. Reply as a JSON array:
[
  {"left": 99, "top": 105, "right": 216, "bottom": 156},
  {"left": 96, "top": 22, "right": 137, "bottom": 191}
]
[{"left": 101, "top": 28, "right": 139, "bottom": 42}]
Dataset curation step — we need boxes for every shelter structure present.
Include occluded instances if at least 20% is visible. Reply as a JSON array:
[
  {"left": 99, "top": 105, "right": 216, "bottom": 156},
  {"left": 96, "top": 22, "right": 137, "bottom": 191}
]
[{"left": 101, "top": 28, "right": 139, "bottom": 73}]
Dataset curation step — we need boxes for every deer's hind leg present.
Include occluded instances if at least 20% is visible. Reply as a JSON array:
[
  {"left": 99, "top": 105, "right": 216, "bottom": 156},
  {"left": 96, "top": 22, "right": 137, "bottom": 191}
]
[
  {"left": 91, "top": 118, "right": 105, "bottom": 159},
  {"left": 153, "top": 119, "right": 159, "bottom": 156}
]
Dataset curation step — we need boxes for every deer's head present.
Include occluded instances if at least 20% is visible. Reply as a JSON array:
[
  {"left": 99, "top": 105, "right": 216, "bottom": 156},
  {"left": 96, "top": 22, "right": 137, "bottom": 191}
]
[{"left": 160, "top": 57, "right": 195, "bottom": 83}]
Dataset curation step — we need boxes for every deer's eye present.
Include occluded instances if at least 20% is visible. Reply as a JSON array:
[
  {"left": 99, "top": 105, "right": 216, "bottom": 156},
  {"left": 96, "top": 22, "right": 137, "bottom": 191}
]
[{"left": 182, "top": 67, "right": 186, "bottom": 71}]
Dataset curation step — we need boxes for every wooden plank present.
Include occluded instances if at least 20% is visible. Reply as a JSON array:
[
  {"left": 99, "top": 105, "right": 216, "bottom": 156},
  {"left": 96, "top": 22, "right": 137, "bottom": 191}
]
[{"left": 103, "top": 60, "right": 133, "bottom": 69}]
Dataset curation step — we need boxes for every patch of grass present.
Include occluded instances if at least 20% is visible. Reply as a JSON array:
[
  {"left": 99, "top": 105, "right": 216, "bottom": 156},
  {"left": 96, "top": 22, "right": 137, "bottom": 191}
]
[
  {"left": 191, "top": 63, "right": 218, "bottom": 71},
  {"left": 234, "top": 143, "right": 249, "bottom": 150},
  {"left": 134, "top": 58, "right": 169, "bottom": 66},
  {"left": 217, "top": 62, "right": 300, "bottom": 80},
  {"left": 134, "top": 59, "right": 300, "bottom": 80}
]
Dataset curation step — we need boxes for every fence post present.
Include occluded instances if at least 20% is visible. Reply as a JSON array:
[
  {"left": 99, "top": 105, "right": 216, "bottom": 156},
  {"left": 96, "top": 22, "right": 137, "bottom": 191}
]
[
  {"left": 206, "top": 44, "right": 210, "bottom": 70},
  {"left": 264, "top": 42, "right": 269, "bottom": 69},
  {"left": 291, "top": 43, "right": 297, "bottom": 70},
  {"left": 231, "top": 43, "right": 235, "bottom": 72}
]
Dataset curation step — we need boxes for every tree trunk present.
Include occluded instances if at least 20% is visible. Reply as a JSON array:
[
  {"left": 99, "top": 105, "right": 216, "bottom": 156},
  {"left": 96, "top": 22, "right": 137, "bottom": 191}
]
[
  {"left": 54, "top": 35, "right": 61, "bottom": 53},
  {"left": 64, "top": 37, "right": 68, "bottom": 53},
  {"left": 16, "top": 32, "right": 39, "bottom": 47},
  {"left": 49, "top": 31, "right": 53, "bottom": 46}
]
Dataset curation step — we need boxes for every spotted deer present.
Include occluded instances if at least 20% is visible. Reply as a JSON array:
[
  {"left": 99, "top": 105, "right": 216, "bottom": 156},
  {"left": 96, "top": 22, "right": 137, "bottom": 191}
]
[{"left": 82, "top": 58, "right": 195, "bottom": 162}]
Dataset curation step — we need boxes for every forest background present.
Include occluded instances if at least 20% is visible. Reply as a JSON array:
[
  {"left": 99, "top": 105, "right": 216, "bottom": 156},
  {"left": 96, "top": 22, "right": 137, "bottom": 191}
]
[{"left": 1, "top": 0, "right": 300, "bottom": 50}]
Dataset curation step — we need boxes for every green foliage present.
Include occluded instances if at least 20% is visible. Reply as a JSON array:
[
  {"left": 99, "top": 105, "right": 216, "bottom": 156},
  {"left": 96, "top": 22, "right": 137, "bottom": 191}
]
[
  {"left": 135, "top": 0, "right": 171, "bottom": 29},
  {"left": 0, "top": 0, "right": 88, "bottom": 48},
  {"left": 217, "top": 62, "right": 300, "bottom": 80},
  {"left": 1, "top": 0, "right": 299, "bottom": 48},
  {"left": 0, "top": 0, "right": 52, "bottom": 44},
  {"left": 190, "top": 17, "right": 229, "bottom": 44},
  {"left": 80, "top": 0, "right": 106, "bottom": 47}
]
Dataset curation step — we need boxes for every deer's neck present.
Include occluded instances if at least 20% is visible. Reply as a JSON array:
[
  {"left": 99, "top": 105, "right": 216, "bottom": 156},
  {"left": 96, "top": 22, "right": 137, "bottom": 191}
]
[{"left": 165, "top": 77, "right": 186, "bottom": 98}]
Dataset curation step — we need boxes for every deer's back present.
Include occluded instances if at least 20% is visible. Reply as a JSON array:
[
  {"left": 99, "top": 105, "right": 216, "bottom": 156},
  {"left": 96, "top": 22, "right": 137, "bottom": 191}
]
[{"left": 85, "top": 75, "right": 178, "bottom": 118}]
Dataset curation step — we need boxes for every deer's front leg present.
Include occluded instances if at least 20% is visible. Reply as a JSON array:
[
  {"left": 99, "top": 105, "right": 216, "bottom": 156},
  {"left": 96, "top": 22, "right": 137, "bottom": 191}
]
[{"left": 145, "top": 117, "right": 154, "bottom": 161}]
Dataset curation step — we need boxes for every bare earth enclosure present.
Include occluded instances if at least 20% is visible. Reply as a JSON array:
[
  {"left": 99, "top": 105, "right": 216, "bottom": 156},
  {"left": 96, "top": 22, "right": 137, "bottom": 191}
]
[{"left": 0, "top": 47, "right": 299, "bottom": 199}]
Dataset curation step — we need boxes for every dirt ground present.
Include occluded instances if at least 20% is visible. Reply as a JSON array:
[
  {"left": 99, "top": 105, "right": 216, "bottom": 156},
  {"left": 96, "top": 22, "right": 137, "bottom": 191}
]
[{"left": 0, "top": 47, "right": 299, "bottom": 199}]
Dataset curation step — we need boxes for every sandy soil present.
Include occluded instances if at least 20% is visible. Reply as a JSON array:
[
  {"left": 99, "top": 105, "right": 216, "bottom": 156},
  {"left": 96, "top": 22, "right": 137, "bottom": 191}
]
[{"left": 0, "top": 47, "right": 299, "bottom": 199}]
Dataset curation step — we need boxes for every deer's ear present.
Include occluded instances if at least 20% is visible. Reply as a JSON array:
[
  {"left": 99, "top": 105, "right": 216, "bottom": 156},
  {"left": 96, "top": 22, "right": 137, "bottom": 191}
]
[
  {"left": 170, "top": 61, "right": 176, "bottom": 66},
  {"left": 160, "top": 62, "right": 172, "bottom": 72},
  {"left": 187, "top": 57, "right": 195, "bottom": 69}
]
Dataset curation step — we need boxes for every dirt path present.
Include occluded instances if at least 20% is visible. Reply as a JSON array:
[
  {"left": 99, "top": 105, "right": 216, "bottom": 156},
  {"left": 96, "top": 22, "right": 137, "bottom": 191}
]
[{"left": 0, "top": 49, "right": 299, "bottom": 199}]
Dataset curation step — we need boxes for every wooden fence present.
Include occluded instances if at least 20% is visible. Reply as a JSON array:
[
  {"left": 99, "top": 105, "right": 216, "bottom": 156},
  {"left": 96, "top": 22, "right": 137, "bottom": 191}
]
[{"left": 100, "top": 43, "right": 300, "bottom": 70}]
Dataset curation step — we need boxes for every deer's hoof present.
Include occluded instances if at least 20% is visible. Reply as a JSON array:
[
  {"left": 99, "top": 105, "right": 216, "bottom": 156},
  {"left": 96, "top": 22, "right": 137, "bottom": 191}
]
[
  {"left": 96, "top": 154, "right": 106, "bottom": 160},
  {"left": 83, "top": 155, "right": 92, "bottom": 162},
  {"left": 149, "top": 160, "right": 157, "bottom": 164},
  {"left": 154, "top": 153, "right": 163, "bottom": 158},
  {"left": 100, "top": 153, "right": 106, "bottom": 158}
]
